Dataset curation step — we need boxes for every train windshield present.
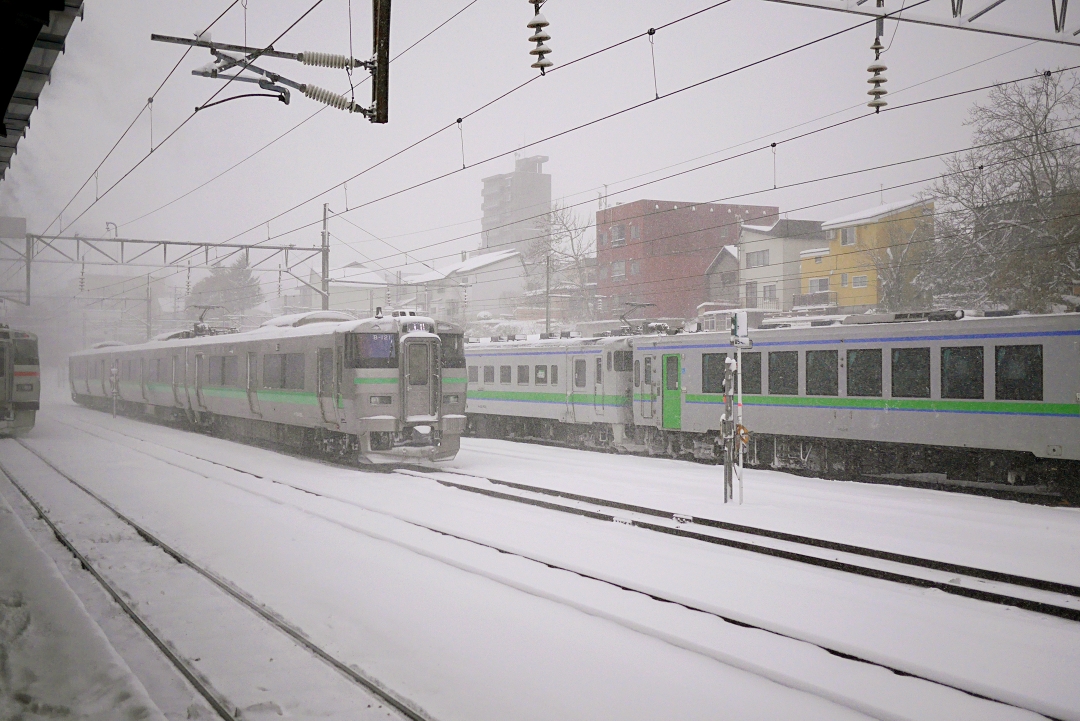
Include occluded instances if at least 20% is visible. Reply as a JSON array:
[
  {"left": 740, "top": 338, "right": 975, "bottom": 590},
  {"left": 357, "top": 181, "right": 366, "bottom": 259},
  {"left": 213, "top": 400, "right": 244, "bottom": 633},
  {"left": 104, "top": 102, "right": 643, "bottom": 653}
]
[
  {"left": 345, "top": 333, "right": 399, "bottom": 369},
  {"left": 13, "top": 339, "right": 38, "bottom": 365},
  {"left": 439, "top": 334, "right": 466, "bottom": 368}
]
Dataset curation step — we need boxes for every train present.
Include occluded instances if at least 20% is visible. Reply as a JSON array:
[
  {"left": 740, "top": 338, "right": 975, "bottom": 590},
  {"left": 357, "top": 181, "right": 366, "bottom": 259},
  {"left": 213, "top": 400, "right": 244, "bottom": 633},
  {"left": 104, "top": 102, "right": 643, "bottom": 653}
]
[
  {"left": 69, "top": 309, "right": 467, "bottom": 465},
  {"left": 0, "top": 324, "right": 40, "bottom": 436},
  {"left": 464, "top": 312, "right": 1080, "bottom": 499}
]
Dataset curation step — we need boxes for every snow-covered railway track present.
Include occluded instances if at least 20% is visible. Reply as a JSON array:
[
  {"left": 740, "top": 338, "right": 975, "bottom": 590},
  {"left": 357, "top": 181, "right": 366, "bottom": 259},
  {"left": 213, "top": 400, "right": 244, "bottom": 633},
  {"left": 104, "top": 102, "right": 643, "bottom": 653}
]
[
  {"left": 404, "top": 468, "right": 1080, "bottom": 623},
  {"left": 47, "top": 416, "right": 1070, "bottom": 720},
  {"left": 3, "top": 439, "right": 433, "bottom": 721}
]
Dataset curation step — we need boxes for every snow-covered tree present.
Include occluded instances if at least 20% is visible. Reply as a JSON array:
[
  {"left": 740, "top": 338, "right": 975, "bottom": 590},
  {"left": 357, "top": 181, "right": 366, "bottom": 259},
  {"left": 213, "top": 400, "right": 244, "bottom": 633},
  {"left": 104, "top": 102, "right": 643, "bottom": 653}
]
[{"left": 186, "top": 255, "right": 263, "bottom": 316}]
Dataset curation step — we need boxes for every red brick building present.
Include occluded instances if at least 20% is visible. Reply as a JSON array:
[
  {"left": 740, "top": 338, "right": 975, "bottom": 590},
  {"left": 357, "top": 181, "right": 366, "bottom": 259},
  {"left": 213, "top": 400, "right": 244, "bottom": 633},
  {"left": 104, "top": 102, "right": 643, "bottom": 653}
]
[{"left": 595, "top": 200, "right": 778, "bottom": 319}]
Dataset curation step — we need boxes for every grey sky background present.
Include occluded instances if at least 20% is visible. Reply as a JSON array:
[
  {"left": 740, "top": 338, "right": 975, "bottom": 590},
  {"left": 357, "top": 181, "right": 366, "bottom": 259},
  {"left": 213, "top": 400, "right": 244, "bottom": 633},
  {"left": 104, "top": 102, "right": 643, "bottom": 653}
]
[{"left": 0, "top": 0, "right": 1074, "bottom": 296}]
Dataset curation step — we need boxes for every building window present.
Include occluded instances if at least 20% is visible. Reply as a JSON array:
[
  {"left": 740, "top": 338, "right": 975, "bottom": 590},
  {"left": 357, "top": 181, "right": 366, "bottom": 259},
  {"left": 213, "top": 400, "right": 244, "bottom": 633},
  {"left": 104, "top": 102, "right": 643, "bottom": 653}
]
[
  {"left": 942, "top": 346, "right": 983, "bottom": 399},
  {"left": 768, "top": 351, "right": 798, "bottom": 395},
  {"left": 841, "top": 273, "right": 849, "bottom": 287},
  {"left": 814, "top": 256, "right": 823, "bottom": 264},
  {"left": 597, "top": 231, "right": 606, "bottom": 248},
  {"left": 720, "top": 270, "right": 737, "bottom": 287},
  {"left": 630, "top": 260, "right": 640, "bottom": 276},
  {"left": 517, "top": 365, "right": 529, "bottom": 384},
  {"left": 483, "top": 365, "right": 494, "bottom": 383},
  {"left": 630, "top": 225, "right": 640, "bottom": 240},
  {"left": 805, "top": 350, "right": 838, "bottom": 396},
  {"left": 840, "top": 228, "right": 856, "bottom": 246},
  {"left": 808, "top": 277, "right": 830, "bottom": 293},
  {"left": 995, "top": 345, "right": 1042, "bottom": 401},
  {"left": 847, "top": 349, "right": 882, "bottom": 397},
  {"left": 826, "top": 229, "right": 837, "bottom": 240},
  {"left": 745, "top": 249, "right": 769, "bottom": 268},
  {"left": 611, "top": 225, "right": 627, "bottom": 247},
  {"left": 852, "top": 275, "right": 869, "bottom": 288},
  {"left": 891, "top": 347, "right": 930, "bottom": 398},
  {"left": 745, "top": 281, "right": 758, "bottom": 308},
  {"left": 500, "top": 365, "right": 512, "bottom": 384},
  {"left": 611, "top": 260, "right": 626, "bottom": 281},
  {"left": 763, "top": 284, "right": 777, "bottom": 301}
]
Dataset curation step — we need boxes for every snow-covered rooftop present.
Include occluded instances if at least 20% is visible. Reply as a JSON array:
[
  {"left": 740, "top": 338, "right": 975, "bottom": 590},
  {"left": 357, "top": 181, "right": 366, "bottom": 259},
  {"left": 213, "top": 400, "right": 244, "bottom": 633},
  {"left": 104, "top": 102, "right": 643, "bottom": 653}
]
[
  {"left": 821, "top": 198, "right": 929, "bottom": 230},
  {"left": 406, "top": 249, "right": 521, "bottom": 285},
  {"left": 800, "top": 247, "right": 830, "bottom": 258}
]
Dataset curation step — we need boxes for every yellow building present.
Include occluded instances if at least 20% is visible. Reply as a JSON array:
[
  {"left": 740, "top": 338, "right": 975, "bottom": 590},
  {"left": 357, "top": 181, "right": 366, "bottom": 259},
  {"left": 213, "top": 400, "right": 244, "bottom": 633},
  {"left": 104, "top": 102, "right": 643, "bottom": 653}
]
[{"left": 797, "top": 198, "right": 932, "bottom": 313}]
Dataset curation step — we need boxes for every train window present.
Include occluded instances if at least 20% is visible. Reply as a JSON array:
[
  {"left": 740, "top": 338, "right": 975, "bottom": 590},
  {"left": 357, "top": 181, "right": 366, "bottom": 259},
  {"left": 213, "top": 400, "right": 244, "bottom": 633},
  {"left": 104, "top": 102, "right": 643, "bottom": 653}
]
[
  {"left": 500, "top": 365, "right": 512, "bottom": 384},
  {"left": 439, "top": 334, "right": 466, "bottom": 369},
  {"left": 741, "top": 352, "right": 762, "bottom": 395},
  {"left": 596, "top": 357, "right": 603, "bottom": 384},
  {"left": 209, "top": 356, "right": 225, "bottom": 386},
  {"left": 13, "top": 339, "right": 38, "bottom": 365},
  {"left": 534, "top": 365, "right": 548, "bottom": 384},
  {"left": 550, "top": 365, "right": 558, "bottom": 385},
  {"left": 0, "top": 347, "right": 5, "bottom": 376},
  {"left": 89, "top": 361, "right": 100, "bottom": 380},
  {"left": 517, "top": 365, "right": 529, "bottom": 384},
  {"left": 607, "top": 352, "right": 612, "bottom": 372},
  {"left": 634, "top": 360, "right": 640, "bottom": 387},
  {"left": 847, "top": 349, "right": 882, "bottom": 397},
  {"left": 223, "top": 356, "right": 239, "bottom": 387},
  {"left": 892, "top": 348, "right": 930, "bottom": 398},
  {"left": 407, "top": 345, "right": 429, "bottom": 386},
  {"left": 613, "top": 351, "right": 633, "bottom": 372},
  {"left": 263, "top": 353, "right": 306, "bottom": 389},
  {"left": 318, "top": 349, "right": 334, "bottom": 396},
  {"left": 643, "top": 357, "right": 652, "bottom": 385},
  {"left": 574, "top": 359, "right": 587, "bottom": 388},
  {"left": 805, "top": 350, "right": 838, "bottom": 396},
  {"left": 483, "top": 366, "right": 495, "bottom": 383},
  {"left": 768, "top": 351, "right": 798, "bottom": 395},
  {"left": 941, "top": 347, "right": 983, "bottom": 399},
  {"left": 995, "top": 345, "right": 1042, "bottom": 401},
  {"left": 345, "top": 333, "right": 398, "bottom": 369},
  {"left": 702, "top": 353, "right": 726, "bottom": 394},
  {"left": 468, "top": 365, "right": 479, "bottom": 383},
  {"left": 665, "top": 356, "right": 679, "bottom": 391}
]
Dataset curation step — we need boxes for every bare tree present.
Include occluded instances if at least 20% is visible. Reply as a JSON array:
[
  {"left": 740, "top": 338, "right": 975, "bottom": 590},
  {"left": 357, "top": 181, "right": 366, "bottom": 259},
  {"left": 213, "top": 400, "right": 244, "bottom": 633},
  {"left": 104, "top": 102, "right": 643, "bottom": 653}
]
[
  {"left": 922, "top": 70, "right": 1080, "bottom": 311},
  {"left": 520, "top": 202, "right": 597, "bottom": 321},
  {"left": 859, "top": 211, "right": 934, "bottom": 312}
]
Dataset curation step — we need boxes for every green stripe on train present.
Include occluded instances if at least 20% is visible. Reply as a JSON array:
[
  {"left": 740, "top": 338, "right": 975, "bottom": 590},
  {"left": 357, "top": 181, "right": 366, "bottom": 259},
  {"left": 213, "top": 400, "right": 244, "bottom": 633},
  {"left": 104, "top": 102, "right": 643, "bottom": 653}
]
[
  {"left": 469, "top": 389, "right": 627, "bottom": 406},
  {"left": 684, "top": 393, "right": 1079, "bottom": 416},
  {"left": 354, "top": 377, "right": 397, "bottom": 384}
]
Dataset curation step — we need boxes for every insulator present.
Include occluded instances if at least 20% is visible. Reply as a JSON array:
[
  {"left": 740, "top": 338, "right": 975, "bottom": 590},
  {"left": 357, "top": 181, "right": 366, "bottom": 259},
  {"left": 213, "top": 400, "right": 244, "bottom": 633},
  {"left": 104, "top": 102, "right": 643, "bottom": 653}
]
[
  {"left": 528, "top": 30, "right": 551, "bottom": 43},
  {"left": 529, "top": 43, "right": 552, "bottom": 56},
  {"left": 867, "top": 62, "right": 887, "bottom": 73},
  {"left": 867, "top": 86, "right": 888, "bottom": 97},
  {"left": 298, "top": 51, "right": 359, "bottom": 69},
  {"left": 531, "top": 56, "right": 553, "bottom": 69},
  {"left": 302, "top": 84, "right": 358, "bottom": 112},
  {"left": 868, "top": 98, "right": 887, "bottom": 109},
  {"left": 867, "top": 75, "right": 887, "bottom": 84},
  {"left": 527, "top": 12, "right": 549, "bottom": 29},
  {"left": 870, "top": 37, "right": 884, "bottom": 53}
]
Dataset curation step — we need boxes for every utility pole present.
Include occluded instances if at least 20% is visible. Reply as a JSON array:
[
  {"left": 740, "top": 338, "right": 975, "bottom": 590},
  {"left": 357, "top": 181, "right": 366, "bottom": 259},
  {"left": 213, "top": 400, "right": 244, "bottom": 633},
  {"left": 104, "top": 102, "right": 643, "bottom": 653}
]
[
  {"left": 321, "top": 202, "right": 330, "bottom": 310},
  {"left": 545, "top": 254, "right": 551, "bottom": 336}
]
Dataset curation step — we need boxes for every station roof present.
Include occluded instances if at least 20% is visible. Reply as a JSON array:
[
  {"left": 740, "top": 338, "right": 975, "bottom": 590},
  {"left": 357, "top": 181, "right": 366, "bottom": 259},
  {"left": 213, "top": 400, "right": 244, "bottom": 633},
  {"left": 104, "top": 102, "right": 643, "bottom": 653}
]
[{"left": 1, "top": 1, "right": 84, "bottom": 181}]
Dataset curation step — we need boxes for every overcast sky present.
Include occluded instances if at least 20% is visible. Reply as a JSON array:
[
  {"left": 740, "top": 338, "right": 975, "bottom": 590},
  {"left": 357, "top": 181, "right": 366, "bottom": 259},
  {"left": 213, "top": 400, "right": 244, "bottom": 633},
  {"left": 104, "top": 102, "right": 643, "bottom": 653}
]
[{"left": 1, "top": 0, "right": 1075, "bottom": 296}]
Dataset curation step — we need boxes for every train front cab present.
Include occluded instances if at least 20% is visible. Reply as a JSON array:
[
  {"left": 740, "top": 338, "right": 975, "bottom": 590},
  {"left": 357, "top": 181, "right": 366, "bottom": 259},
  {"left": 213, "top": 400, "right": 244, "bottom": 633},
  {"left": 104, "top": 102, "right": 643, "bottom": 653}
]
[{"left": 0, "top": 329, "right": 40, "bottom": 436}]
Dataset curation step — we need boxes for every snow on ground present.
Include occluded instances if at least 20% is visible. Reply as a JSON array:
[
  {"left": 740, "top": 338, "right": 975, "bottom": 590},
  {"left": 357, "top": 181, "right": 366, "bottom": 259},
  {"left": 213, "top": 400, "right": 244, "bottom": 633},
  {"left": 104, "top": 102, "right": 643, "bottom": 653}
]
[
  {"left": 447, "top": 437, "right": 1080, "bottom": 585},
  {"left": 0, "top": 474, "right": 165, "bottom": 721},
  {"left": 13, "top": 401, "right": 1078, "bottom": 720}
]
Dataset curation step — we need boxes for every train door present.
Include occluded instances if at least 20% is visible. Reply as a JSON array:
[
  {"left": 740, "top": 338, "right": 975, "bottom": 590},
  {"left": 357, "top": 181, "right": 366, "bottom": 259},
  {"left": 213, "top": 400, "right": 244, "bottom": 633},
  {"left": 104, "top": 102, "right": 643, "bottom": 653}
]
[
  {"left": 594, "top": 356, "right": 604, "bottom": 413},
  {"left": 662, "top": 354, "right": 681, "bottom": 430},
  {"left": 334, "top": 343, "right": 348, "bottom": 426},
  {"left": 403, "top": 338, "right": 438, "bottom": 420},
  {"left": 171, "top": 355, "right": 182, "bottom": 406},
  {"left": 0, "top": 341, "right": 9, "bottom": 407},
  {"left": 246, "top": 352, "right": 261, "bottom": 416},
  {"left": 194, "top": 352, "right": 206, "bottom": 408},
  {"left": 571, "top": 356, "right": 589, "bottom": 422},
  {"left": 640, "top": 356, "right": 656, "bottom": 419},
  {"left": 317, "top": 347, "right": 337, "bottom": 426},
  {"left": 140, "top": 358, "right": 148, "bottom": 401}
]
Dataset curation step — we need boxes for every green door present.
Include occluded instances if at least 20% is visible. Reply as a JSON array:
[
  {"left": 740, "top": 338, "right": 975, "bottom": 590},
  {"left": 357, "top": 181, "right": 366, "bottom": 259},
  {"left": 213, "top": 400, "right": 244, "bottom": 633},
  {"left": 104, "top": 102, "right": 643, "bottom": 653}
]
[{"left": 662, "top": 354, "right": 681, "bottom": 430}]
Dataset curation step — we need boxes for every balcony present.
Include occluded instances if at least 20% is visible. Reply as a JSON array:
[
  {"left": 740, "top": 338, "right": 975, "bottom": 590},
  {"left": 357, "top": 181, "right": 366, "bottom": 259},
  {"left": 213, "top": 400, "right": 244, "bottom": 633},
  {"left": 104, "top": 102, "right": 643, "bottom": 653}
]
[
  {"left": 792, "top": 291, "right": 838, "bottom": 308},
  {"left": 743, "top": 295, "right": 782, "bottom": 311}
]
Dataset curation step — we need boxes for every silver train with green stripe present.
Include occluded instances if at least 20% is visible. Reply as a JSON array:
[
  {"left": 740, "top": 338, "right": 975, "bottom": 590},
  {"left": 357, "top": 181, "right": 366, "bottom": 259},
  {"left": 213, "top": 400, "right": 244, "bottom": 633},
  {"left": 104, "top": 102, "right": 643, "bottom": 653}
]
[
  {"left": 465, "top": 313, "right": 1080, "bottom": 498},
  {"left": 69, "top": 310, "right": 467, "bottom": 464}
]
